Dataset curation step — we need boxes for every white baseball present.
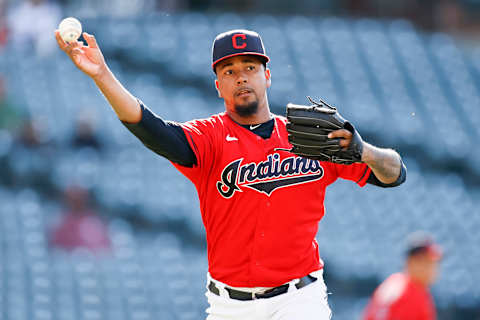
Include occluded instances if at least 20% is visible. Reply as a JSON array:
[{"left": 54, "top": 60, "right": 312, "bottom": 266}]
[{"left": 58, "top": 17, "right": 82, "bottom": 43}]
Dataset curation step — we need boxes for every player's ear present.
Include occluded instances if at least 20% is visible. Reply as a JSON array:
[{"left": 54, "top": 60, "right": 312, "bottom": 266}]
[
  {"left": 215, "top": 79, "right": 222, "bottom": 98},
  {"left": 265, "top": 68, "right": 271, "bottom": 88}
]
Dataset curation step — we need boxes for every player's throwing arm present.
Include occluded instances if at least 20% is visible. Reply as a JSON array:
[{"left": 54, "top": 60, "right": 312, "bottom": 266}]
[{"left": 55, "top": 18, "right": 141, "bottom": 124}]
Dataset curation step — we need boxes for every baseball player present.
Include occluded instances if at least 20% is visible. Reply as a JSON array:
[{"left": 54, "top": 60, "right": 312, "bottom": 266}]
[
  {"left": 363, "top": 232, "right": 442, "bottom": 320},
  {"left": 55, "top": 28, "right": 406, "bottom": 320}
]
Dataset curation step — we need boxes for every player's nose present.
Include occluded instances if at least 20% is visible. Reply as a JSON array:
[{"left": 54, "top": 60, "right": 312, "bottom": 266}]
[{"left": 236, "top": 76, "right": 248, "bottom": 85}]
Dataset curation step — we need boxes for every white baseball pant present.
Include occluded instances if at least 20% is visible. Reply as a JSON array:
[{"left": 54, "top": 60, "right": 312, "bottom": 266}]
[{"left": 205, "top": 270, "right": 332, "bottom": 320}]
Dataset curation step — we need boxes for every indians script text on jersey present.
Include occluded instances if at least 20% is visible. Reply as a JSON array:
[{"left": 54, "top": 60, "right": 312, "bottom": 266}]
[{"left": 172, "top": 113, "right": 371, "bottom": 287}]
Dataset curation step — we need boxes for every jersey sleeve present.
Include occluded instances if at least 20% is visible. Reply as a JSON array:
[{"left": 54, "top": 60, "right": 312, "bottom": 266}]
[
  {"left": 171, "top": 116, "right": 221, "bottom": 183},
  {"left": 334, "top": 162, "right": 371, "bottom": 187},
  {"left": 122, "top": 102, "right": 197, "bottom": 167},
  {"left": 367, "top": 160, "right": 406, "bottom": 188}
]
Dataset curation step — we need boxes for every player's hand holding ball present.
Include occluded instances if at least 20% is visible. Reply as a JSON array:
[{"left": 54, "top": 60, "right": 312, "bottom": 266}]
[
  {"left": 55, "top": 17, "right": 107, "bottom": 79},
  {"left": 58, "top": 17, "right": 82, "bottom": 44}
]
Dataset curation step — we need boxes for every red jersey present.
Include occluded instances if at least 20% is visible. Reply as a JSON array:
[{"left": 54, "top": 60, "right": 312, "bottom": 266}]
[
  {"left": 363, "top": 273, "right": 437, "bottom": 320},
  {"left": 173, "top": 112, "right": 371, "bottom": 287}
]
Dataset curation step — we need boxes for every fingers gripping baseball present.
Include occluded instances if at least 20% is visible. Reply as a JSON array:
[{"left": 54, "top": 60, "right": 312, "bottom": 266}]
[
  {"left": 83, "top": 32, "right": 98, "bottom": 49},
  {"left": 54, "top": 30, "right": 106, "bottom": 79}
]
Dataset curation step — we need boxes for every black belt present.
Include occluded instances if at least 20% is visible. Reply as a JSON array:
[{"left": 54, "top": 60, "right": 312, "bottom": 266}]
[{"left": 208, "top": 275, "right": 317, "bottom": 301}]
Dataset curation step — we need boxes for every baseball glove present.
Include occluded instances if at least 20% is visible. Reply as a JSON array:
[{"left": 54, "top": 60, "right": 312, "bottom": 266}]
[{"left": 285, "top": 97, "right": 364, "bottom": 165}]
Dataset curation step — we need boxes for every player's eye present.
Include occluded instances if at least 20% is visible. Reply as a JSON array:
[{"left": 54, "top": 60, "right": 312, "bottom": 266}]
[
  {"left": 247, "top": 65, "right": 255, "bottom": 71},
  {"left": 224, "top": 70, "right": 233, "bottom": 75}
]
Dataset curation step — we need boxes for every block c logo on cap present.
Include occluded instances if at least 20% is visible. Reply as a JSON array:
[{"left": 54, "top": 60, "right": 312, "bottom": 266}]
[{"left": 232, "top": 34, "right": 247, "bottom": 49}]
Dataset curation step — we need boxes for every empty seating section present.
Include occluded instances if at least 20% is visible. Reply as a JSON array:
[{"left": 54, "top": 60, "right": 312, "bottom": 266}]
[
  {"left": 1, "top": 13, "right": 479, "bottom": 318},
  {"left": 0, "top": 189, "right": 208, "bottom": 319}
]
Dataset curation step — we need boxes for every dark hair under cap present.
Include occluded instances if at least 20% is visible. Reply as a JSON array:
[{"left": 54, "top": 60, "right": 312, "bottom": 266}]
[{"left": 406, "top": 231, "right": 442, "bottom": 260}]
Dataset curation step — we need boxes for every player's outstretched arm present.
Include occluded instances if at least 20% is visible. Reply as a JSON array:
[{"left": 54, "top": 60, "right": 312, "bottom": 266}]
[{"left": 54, "top": 30, "right": 141, "bottom": 123}]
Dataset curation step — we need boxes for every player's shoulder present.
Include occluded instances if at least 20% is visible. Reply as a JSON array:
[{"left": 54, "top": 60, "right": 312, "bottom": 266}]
[
  {"left": 384, "top": 273, "right": 408, "bottom": 286},
  {"left": 274, "top": 113, "right": 288, "bottom": 125},
  {"left": 188, "top": 112, "right": 227, "bottom": 123},
  {"left": 272, "top": 114, "right": 288, "bottom": 131},
  {"left": 374, "top": 273, "right": 408, "bottom": 305},
  {"left": 182, "top": 112, "right": 228, "bottom": 129}
]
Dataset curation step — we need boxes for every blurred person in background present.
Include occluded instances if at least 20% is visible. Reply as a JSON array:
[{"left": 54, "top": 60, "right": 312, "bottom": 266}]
[
  {"left": 434, "top": 0, "right": 465, "bottom": 33},
  {"left": 7, "top": 0, "right": 61, "bottom": 56},
  {"left": 0, "top": 77, "right": 24, "bottom": 132},
  {"left": 17, "top": 117, "right": 48, "bottom": 148},
  {"left": 9, "top": 116, "right": 57, "bottom": 190},
  {"left": 0, "top": 0, "right": 8, "bottom": 49},
  {"left": 71, "top": 111, "right": 103, "bottom": 151},
  {"left": 49, "top": 184, "right": 111, "bottom": 253},
  {"left": 363, "top": 231, "right": 442, "bottom": 320}
]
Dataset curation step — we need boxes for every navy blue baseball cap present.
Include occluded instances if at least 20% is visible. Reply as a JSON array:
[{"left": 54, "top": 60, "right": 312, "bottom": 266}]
[
  {"left": 406, "top": 231, "right": 443, "bottom": 261},
  {"left": 212, "top": 29, "right": 270, "bottom": 72}
]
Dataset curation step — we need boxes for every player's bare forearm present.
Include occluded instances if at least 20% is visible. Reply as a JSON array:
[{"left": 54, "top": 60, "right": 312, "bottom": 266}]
[
  {"left": 55, "top": 30, "right": 141, "bottom": 124},
  {"left": 93, "top": 67, "right": 142, "bottom": 123},
  {"left": 361, "top": 142, "right": 401, "bottom": 184}
]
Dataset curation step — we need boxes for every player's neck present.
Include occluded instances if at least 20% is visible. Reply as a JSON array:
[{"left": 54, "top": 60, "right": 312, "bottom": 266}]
[{"left": 405, "top": 269, "right": 429, "bottom": 288}]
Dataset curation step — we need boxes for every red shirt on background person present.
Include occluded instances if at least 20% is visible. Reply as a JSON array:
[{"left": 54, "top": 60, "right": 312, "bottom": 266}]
[
  {"left": 49, "top": 185, "right": 111, "bottom": 253},
  {"left": 363, "top": 232, "right": 442, "bottom": 320}
]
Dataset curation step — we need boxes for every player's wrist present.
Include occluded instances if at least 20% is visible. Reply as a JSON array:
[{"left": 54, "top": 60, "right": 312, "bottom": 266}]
[
  {"left": 360, "top": 142, "right": 373, "bottom": 163},
  {"left": 92, "top": 64, "right": 111, "bottom": 84}
]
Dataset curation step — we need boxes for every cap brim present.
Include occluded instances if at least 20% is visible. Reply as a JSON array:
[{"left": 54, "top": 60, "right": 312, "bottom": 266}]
[{"left": 212, "top": 52, "right": 270, "bottom": 71}]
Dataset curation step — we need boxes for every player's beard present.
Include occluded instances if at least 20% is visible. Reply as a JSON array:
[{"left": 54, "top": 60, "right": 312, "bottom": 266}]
[{"left": 234, "top": 100, "right": 258, "bottom": 117}]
